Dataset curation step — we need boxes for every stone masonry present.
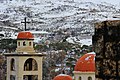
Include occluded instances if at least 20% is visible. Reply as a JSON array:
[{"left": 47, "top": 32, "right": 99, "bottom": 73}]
[{"left": 93, "top": 20, "right": 120, "bottom": 80}]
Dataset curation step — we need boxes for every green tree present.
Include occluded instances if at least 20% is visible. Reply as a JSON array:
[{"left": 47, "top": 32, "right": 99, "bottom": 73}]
[{"left": 0, "top": 39, "right": 17, "bottom": 52}]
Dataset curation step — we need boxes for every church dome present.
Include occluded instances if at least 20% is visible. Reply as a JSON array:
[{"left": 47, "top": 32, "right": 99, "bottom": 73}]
[
  {"left": 53, "top": 74, "right": 72, "bottom": 80},
  {"left": 74, "top": 52, "right": 95, "bottom": 72},
  {"left": 17, "top": 32, "right": 34, "bottom": 39}
]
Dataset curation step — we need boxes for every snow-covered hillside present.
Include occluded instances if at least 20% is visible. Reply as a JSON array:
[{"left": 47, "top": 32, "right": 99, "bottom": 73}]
[{"left": 0, "top": 0, "right": 120, "bottom": 34}]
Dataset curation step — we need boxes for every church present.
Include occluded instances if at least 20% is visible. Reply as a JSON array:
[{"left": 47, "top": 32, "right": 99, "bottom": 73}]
[{"left": 4, "top": 31, "right": 45, "bottom": 80}]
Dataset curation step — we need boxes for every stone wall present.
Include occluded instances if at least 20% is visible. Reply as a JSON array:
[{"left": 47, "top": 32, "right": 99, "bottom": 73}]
[{"left": 93, "top": 20, "right": 120, "bottom": 80}]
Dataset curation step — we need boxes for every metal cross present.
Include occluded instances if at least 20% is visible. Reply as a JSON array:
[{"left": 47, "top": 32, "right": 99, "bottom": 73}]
[{"left": 21, "top": 17, "right": 30, "bottom": 31}]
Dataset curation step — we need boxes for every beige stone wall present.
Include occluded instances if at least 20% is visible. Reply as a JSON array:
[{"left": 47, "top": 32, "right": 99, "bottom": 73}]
[
  {"left": 73, "top": 71, "right": 95, "bottom": 80},
  {"left": 17, "top": 40, "right": 34, "bottom": 47},
  {"left": 6, "top": 56, "right": 43, "bottom": 80},
  {"left": 16, "top": 40, "right": 35, "bottom": 53}
]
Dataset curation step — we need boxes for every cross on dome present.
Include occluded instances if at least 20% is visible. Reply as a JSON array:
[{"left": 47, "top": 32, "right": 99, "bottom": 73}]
[{"left": 21, "top": 17, "right": 30, "bottom": 31}]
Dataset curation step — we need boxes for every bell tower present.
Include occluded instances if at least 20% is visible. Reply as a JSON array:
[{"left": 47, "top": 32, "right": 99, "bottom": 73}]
[
  {"left": 16, "top": 32, "right": 35, "bottom": 53},
  {"left": 5, "top": 31, "right": 45, "bottom": 80}
]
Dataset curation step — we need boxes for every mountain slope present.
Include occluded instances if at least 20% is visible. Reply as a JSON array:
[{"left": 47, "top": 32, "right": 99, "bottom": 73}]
[{"left": 0, "top": 0, "right": 120, "bottom": 34}]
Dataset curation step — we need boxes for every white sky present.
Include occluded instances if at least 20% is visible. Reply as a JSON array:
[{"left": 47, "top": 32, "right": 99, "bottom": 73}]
[{"left": 74, "top": 0, "right": 120, "bottom": 5}]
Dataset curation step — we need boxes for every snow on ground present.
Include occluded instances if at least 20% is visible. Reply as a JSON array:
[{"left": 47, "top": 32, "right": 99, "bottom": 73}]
[
  {"left": 66, "top": 36, "right": 92, "bottom": 46},
  {"left": 74, "top": 0, "right": 120, "bottom": 5},
  {"left": 79, "top": 38, "right": 92, "bottom": 46},
  {"left": 0, "top": 0, "right": 120, "bottom": 33}
]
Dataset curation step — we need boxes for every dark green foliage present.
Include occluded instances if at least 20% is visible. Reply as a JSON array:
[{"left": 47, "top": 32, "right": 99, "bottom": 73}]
[
  {"left": 49, "top": 42, "right": 81, "bottom": 51},
  {"left": 0, "top": 39, "right": 17, "bottom": 52},
  {"left": 66, "top": 62, "right": 72, "bottom": 66},
  {"left": 35, "top": 40, "right": 93, "bottom": 79},
  {"left": 67, "top": 58, "right": 77, "bottom": 62}
]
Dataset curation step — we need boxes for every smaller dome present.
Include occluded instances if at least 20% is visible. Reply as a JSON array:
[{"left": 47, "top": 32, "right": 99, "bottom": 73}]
[
  {"left": 74, "top": 52, "right": 95, "bottom": 72},
  {"left": 53, "top": 74, "right": 72, "bottom": 80},
  {"left": 17, "top": 32, "right": 34, "bottom": 39}
]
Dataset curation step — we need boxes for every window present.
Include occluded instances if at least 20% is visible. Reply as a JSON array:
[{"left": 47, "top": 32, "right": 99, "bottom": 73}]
[
  {"left": 23, "top": 75, "right": 38, "bottom": 80},
  {"left": 23, "top": 41, "right": 26, "bottom": 46},
  {"left": 79, "top": 76, "right": 81, "bottom": 80},
  {"left": 88, "top": 76, "right": 92, "bottom": 80},
  {"left": 24, "top": 58, "right": 38, "bottom": 71},
  {"left": 11, "top": 58, "right": 15, "bottom": 71},
  {"left": 10, "top": 75, "right": 15, "bottom": 80},
  {"left": 29, "top": 42, "right": 31, "bottom": 46},
  {"left": 18, "top": 42, "right": 20, "bottom": 46}
]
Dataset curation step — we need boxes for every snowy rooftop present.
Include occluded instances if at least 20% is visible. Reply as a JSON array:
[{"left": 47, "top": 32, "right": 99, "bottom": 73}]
[{"left": 58, "top": 74, "right": 70, "bottom": 76}]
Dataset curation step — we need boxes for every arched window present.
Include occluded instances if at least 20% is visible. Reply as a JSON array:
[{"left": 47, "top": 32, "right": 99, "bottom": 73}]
[
  {"left": 29, "top": 42, "right": 31, "bottom": 46},
  {"left": 24, "top": 58, "right": 38, "bottom": 71},
  {"left": 23, "top": 41, "right": 26, "bottom": 46},
  {"left": 10, "top": 75, "right": 15, "bottom": 80},
  {"left": 18, "top": 42, "right": 20, "bottom": 46},
  {"left": 23, "top": 75, "right": 38, "bottom": 80},
  {"left": 11, "top": 58, "right": 15, "bottom": 71},
  {"left": 88, "top": 76, "right": 92, "bottom": 80},
  {"left": 79, "top": 76, "right": 81, "bottom": 80}
]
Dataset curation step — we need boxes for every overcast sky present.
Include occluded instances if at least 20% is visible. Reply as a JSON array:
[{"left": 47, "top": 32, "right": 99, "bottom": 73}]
[{"left": 74, "top": 0, "right": 120, "bottom": 5}]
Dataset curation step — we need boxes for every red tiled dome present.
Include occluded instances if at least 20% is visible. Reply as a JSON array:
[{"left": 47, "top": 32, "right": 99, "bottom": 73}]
[
  {"left": 17, "top": 32, "right": 34, "bottom": 39},
  {"left": 53, "top": 74, "right": 72, "bottom": 80},
  {"left": 74, "top": 52, "right": 95, "bottom": 72}
]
